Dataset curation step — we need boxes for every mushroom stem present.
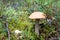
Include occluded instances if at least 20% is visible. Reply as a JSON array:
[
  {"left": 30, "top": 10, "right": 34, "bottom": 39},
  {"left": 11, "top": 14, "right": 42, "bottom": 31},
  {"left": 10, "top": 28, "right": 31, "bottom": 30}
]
[{"left": 35, "top": 19, "right": 40, "bottom": 36}]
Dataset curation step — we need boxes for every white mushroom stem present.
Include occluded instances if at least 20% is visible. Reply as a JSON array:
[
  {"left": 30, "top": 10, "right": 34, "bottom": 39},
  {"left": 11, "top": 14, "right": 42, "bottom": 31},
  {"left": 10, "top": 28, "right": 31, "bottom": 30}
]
[{"left": 35, "top": 19, "right": 40, "bottom": 36}]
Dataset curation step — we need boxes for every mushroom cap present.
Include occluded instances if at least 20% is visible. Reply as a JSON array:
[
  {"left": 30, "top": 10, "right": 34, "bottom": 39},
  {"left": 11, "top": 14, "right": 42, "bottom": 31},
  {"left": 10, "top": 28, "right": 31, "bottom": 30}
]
[
  {"left": 29, "top": 12, "right": 46, "bottom": 19},
  {"left": 14, "top": 30, "right": 22, "bottom": 34}
]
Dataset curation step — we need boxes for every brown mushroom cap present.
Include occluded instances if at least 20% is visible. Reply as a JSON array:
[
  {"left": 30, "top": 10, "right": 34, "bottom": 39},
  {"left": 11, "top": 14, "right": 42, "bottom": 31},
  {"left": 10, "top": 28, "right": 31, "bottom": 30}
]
[{"left": 29, "top": 12, "right": 46, "bottom": 19}]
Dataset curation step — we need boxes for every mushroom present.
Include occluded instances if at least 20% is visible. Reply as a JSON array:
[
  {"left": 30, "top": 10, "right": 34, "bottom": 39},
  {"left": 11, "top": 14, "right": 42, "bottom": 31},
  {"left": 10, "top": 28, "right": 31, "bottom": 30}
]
[
  {"left": 14, "top": 30, "right": 22, "bottom": 40},
  {"left": 29, "top": 12, "right": 46, "bottom": 36},
  {"left": 14, "top": 30, "right": 22, "bottom": 35}
]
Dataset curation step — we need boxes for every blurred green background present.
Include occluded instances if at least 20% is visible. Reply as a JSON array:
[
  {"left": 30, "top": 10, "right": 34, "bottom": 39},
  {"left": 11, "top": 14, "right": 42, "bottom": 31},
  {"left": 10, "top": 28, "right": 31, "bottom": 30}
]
[{"left": 0, "top": 0, "right": 60, "bottom": 40}]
